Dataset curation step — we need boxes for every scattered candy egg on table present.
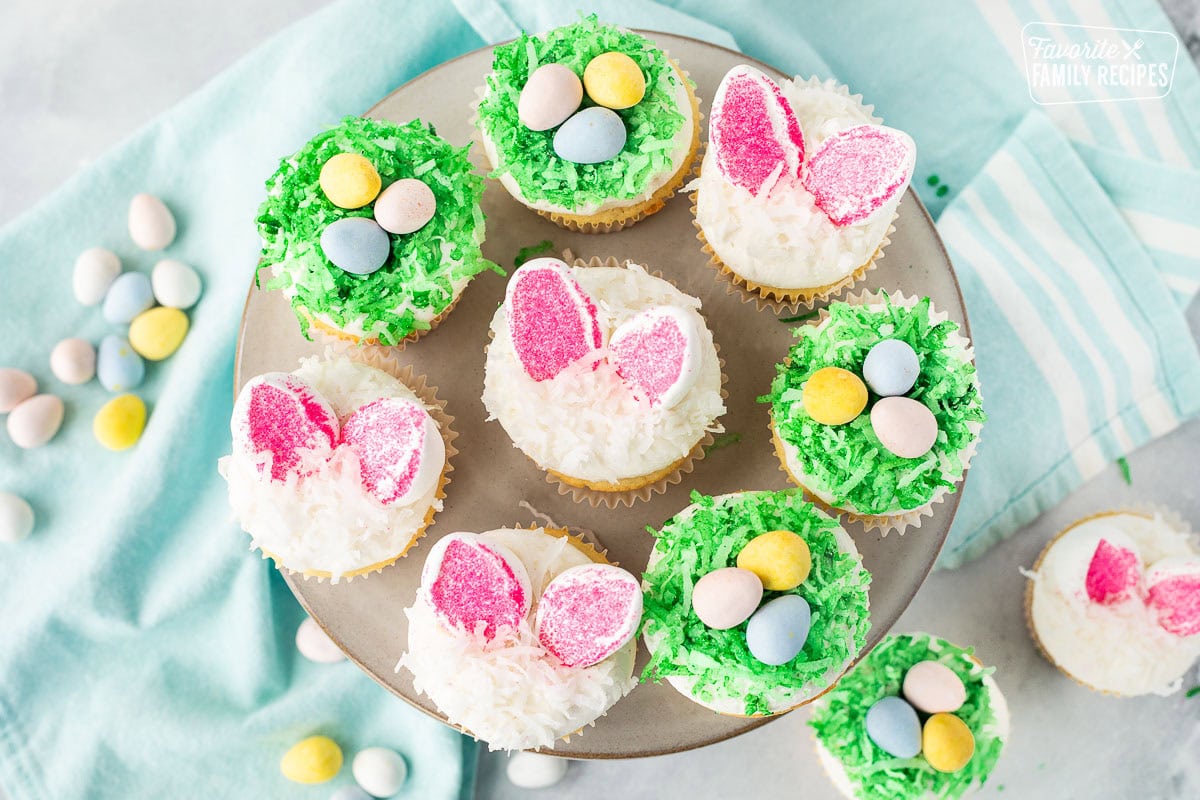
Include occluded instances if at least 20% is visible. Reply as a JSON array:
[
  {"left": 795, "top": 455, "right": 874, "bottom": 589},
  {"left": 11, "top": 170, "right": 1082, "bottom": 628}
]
[
  {"left": 0, "top": 492, "right": 34, "bottom": 544},
  {"left": 553, "top": 106, "right": 627, "bottom": 164},
  {"left": 507, "top": 751, "right": 568, "bottom": 790},
  {"left": 922, "top": 712, "right": 975, "bottom": 773},
  {"left": 128, "top": 193, "right": 176, "bottom": 250},
  {"left": 97, "top": 335, "right": 146, "bottom": 392},
  {"left": 802, "top": 367, "right": 867, "bottom": 425},
  {"left": 583, "top": 52, "right": 646, "bottom": 109},
  {"left": 320, "top": 153, "right": 382, "bottom": 209},
  {"left": 281, "top": 735, "right": 343, "bottom": 784},
  {"left": 865, "top": 696, "right": 922, "bottom": 758},
  {"left": 373, "top": 178, "right": 436, "bottom": 235},
  {"left": 352, "top": 747, "right": 407, "bottom": 798},
  {"left": 518, "top": 63, "right": 583, "bottom": 131},
  {"left": 736, "top": 530, "right": 812, "bottom": 591},
  {"left": 0, "top": 368, "right": 37, "bottom": 413},
  {"left": 863, "top": 339, "right": 919, "bottom": 396},
  {"left": 320, "top": 217, "right": 391, "bottom": 276},
  {"left": 745, "top": 594, "right": 811, "bottom": 666},
  {"left": 93, "top": 394, "right": 147, "bottom": 452},
  {"left": 102, "top": 272, "right": 155, "bottom": 325},
  {"left": 50, "top": 338, "right": 96, "bottom": 385},
  {"left": 871, "top": 396, "right": 938, "bottom": 458},
  {"left": 331, "top": 787, "right": 372, "bottom": 800},
  {"left": 902, "top": 660, "right": 967, "bottom": 713},
  {"left": 296, "top": 617, "right": 346, "bottom": 664},
  {"left": 129, "top": 307, "right": 189, "bottom": 361},
  {"left": 691, "top": 567, "right": 763, "bottom": 630},
  {"left": 7, "top": 395, "right": 64, "bottom": 449},
  {"left": 151, "top": 258, "right": 202, "bottom": 309},
  {"left": 73, "top": 247, "right": 122, "bottom": 306}
]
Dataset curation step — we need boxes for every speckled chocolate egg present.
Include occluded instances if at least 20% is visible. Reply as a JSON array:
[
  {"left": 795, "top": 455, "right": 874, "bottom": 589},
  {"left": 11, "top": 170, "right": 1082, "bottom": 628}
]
[
  {"left": 518, "top": 63, "right": 583, "bottom": 131},
  {"left": 871, "top": 396, "right": 938, "bottom": 458}
]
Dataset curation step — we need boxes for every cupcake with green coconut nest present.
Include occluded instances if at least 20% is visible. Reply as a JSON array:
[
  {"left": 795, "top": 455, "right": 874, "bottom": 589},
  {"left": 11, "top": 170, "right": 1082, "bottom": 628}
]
[
  {"left": 474, "top": 15, "right": 701, "bottom": 233},
  {"left": 641, "top": 490, "right": 871, "bottom": 717},
  {"left": 764, "top": 290, "right": 984, "bottom": 532},
  {"left": 809, "top": 633, "right": 1010, "bottom": 800},
  {"left": 257, "top": 115, "right": 498, "bottom": 346}
]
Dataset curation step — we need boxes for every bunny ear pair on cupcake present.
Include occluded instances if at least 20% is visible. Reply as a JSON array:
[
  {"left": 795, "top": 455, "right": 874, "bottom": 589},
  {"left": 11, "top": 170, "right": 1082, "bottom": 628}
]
[
  {"left": 1084, "top": 533, "right": 1200, "bottom": 637},
  {"left": 231, "top": 373, "right": 443, "bottom": 506},
  {"left": 710, "top": 65, "right": 916, "bottom": 226},
  {"left": 505, "top": 257, "right": 703, "bottom": 408}
]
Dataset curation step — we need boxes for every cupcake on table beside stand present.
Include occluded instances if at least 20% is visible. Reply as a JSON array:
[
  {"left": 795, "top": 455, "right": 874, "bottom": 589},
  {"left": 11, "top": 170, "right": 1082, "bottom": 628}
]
[
  {"left": 692, "top": 65, "right": 916, "bottom": 308},
  {"left": 475, "top": 15, "right": 701, "bottom": 232},
  {"left": 1025, "top": 508, "right": 1200, "bottom": 696},
  {"left": 256, "top": 116, "right": 496, "bottom": 347}
]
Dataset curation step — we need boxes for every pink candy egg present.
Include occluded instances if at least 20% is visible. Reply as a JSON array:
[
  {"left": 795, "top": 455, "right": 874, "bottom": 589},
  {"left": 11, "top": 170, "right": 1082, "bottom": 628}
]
[
  {"left": 535, "top": 563, "right": 642, "bottom": 668},
  {"left": 518, "top": 63, "right": 583, "bottom": 131},
  {"left": 373, "top": 178, "right": 436, "bottom": 235},
  {"left": 902, "top": 660, "right": 967, "bottom": 713},
  {"left": 690, "top": 567, "right": 763, "bottom": 630},
  {"left": 870, "top": 396, "right": 938, "bottom": 459}
]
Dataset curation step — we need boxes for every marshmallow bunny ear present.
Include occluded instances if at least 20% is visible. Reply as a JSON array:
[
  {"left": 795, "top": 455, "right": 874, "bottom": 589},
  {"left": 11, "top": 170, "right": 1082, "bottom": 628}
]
[
  {"left": 1084, "top": 537, "right": 1142, "bottom": 606},
  {"left": 1145, "top": 556, "right": 1200, "bottom": 637},
  {"left": 231, "top": 373, "right": 339, "bottom": 482},
  {"left": 421, "top": 534, "right": 532, "bottom": 640},
  {"left": 505, "top": 258, "right": 603, "bottom": 382},
  {"left": 340, "top": 398, "right": 443, "bottom": 506},
  {"left": 535, "top": 564, "right": 643, "bottom": 668},
  {"left": 710, "top": 65, "right": 806, "bottom": 198},
  {"left": 802, "top": 124, "right": 916, "bottom": 226},
  {"left": 609, "top": 305, "right": 703, "bottom": 409}
]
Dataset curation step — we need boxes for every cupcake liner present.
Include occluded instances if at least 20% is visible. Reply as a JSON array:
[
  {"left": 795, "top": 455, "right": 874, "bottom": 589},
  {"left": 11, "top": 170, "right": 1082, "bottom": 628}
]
[
  {"left": 769, "top": 289, "right": 982, "bottom": 535},
  {"left": 306, "top": 292, "right": 464, "bottom": 352}
]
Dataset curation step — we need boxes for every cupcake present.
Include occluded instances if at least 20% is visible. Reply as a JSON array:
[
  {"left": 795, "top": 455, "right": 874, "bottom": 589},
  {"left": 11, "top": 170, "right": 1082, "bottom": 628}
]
[
  {"left": 1025, "top": 509, "right": 1200, "bottom": 696},
  {"left": 475, "top": 15, "right": 700, "bottom": 233},
  {"left": 810, "top": 633, "right": 1009, "bottom": 800},
  {"left": 765, "top": 291, "right": 983, "bottom": 531},
  {"left": 641, "top": 490, "right": 871, "bottom": 716},
  {"left": 481, "top": 256, "right": 725, "bottom": 500},
  {"left": 693, "top": 65, "right": 915, "bottom": 307},
  {"left": 398, "top": 526, "right": 641, "bottom": 751},
  {"left": 256, "top": 116, "right": 497, "bottom": 346},
  {"left": 218, "top": 355, "right": 452, "bottom": 580}
]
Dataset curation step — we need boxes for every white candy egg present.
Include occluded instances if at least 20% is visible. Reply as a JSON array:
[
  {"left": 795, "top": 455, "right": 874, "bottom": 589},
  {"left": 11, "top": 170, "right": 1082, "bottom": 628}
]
[
  {"left": 73, "top": 247, "right": 122, "bottom": 306},
  {"left": 7, "top": 394, "right": 64, "bottom": 449},
  {"left": 506, "top": 751, "right": 568, "bottom": 789},
  {"left": 0, "top": 368, "right": 37, "bottom": 413},
  {"left": 0, "top": 492, "right": 34, "bottom": 543},
  {"left": 295, "top": 617, "right": 346, "bottom": 663},
  {"left": 128, "top": 193, "right": 176, "bottom": 250},
  {"left": 352, "top": 747, "right": 407, "bottom": 798},
  {"left": 50, "top": 338, "right": 96, "bottom": 385},
  {"left": 151, "top": 259, "right": 202, "bottom": 309}
]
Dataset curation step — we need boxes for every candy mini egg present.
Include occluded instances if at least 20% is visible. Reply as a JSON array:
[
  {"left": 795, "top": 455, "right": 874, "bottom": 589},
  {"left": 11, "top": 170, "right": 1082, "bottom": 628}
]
[
  {"left": 0, "top": 491, "right": 34, "bottom": 544},
  {"left": 518, "top": 63, "right": 583, "bottom": 131},
  {"left": 865, "top": 696, "right": 922, "bottom": 758},
  {"left": 902, "top": 660, "right": 967, "bottom": 713},
  {"left": 73, "top": 247, "right": 121, "bottom": 306},
  {"left": 507, "top": 751, "right": 568, "bottom": 790},
  {"left": 320, "top": 217, "right": 391, "bottom": 276},
  {"left": 583, "top": 52, "right": 646, "bottom": 109},
  {"left": 351, "top": 747, "right": 407, "bottom": 798},
  {"left": 373, "top": 178, "right": 436, "bottom": 235},
  {"left": 863, "top": 339, "right": 919, "bottom": 396},
  {"left": 320, "top": 153, "right": 382, "bottom": 209},
  {"left": 0, "top": 368, "right": 37, "bottom": 413},
  {"left": 553, "top": 107, "right": 627, "bottom": 164},
  {"left": 151, "top": 259, "right": 202, "bottom": 309},
  {"left": 745, "top": 594, "right": 811, "bottom": 666},
  {"left": 871, "top": 396, "right": 938, "bottom": 459},
  {"left": 97, "top": 335, "right": 146, "bottom": 392},
  {"left": 50, "top": 338, "right": 96, "bottom": 385},
  {"left": 102, "top": 272, "right": 155, "bottom": 325},
  {"left": 923, "top": 713, "right": 975, "bottom": 773},
  {"left": 281, "top": 735, "right": 343, "bottom": 784},
  {"left": 129, "top": 307, "right": 189, "bottom": 361},
  {"left": 802, "top": 367, "right": 867, "bottom": 425},
  {"left": 93, "top": 394, "right": 146, "bottom": 452},
  {"left": 296, "top": 617, "right": 345, "bottom": 663},
  {"left": 128, "top": 193, "right": 176, "bottom": 251},
  {"left": 691, "top": 567, "right": 763, "bottom": 630},
  {"left": 7, "top": 394, "right": 64, "bottom": 449},
  {"left": 736, "top": 530, "right": 812, "bottom": 591}
]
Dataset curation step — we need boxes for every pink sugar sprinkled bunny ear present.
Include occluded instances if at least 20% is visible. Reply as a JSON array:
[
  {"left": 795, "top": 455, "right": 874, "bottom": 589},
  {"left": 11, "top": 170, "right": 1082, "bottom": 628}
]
[
  {"left": 505, "top": 258, "right": 603, "bottom": 382},
  {"left": 710, "top": 65, "right": 805, "bottom": 198},
  {"left": 422, "top": 534, "right": 532, "bottom": 640},
  {"left": 232, "top": 373, "right": 338, "bottom": 481},
  {"left": 803, "top": 125, "right": 916, "bottom": 226},
  {"left": 1084, "top": 538, "right": 1142, "bottom": 605},
  {"left": 609, "top": 305, "right": 703, "bottom": 409},
  {"left": 1144, "top": 556, "right": 1200, "bottom": 637},
  {"left": 535, "top": 563, "right": 642, "bottom": 668},
  {"left": 340, "top": 397, "right": 443, "bottom": 506}
]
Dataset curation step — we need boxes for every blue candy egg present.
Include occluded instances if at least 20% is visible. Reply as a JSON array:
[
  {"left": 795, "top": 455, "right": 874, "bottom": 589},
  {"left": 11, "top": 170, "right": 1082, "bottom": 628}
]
[
  {"left": 863, "top": 339, "right": 920, "bottom": 397},
  {"left": 553, "top": 107, "right": 627, "bottom": 164},
  {"left": 97, "top": 335, "right": 145, "bottom": 392},
  {"left": 865, "top": 696, "right": 922, "bottom": 758},
  {"left": 102, "top": 272, "right": 155, "bottom": 325},
  {"left": 320, "top": 217, "right": 390, "bottom": 275},
  {"left": 745, "top": 594, "right": 811, "bottom": 666}
]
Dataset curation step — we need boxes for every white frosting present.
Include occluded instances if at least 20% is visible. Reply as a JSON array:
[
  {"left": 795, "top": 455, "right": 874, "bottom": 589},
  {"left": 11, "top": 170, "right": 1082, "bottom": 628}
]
[
  {"left": 1029, "top": 512, "right": 1200, "bottom": 696},
  {"left": 218, "top": 357, "right": 444, "bottom": 579},
  {"left": 398, "top": 528, "right": 637, "bottom": 751},
  {"left": 482, "top": 264, "right": 725, "bottom": 483},
  {"left": 693, "top": 76, "right": 899, "bottom": 290}
]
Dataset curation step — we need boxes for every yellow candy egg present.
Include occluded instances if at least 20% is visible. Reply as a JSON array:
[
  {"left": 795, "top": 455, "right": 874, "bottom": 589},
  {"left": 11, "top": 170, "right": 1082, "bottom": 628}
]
[
  {"left": 280, "top": 735, "right": 343, "bottom": 784},
  {"left": 922, "top": 713, "right": 975, "bottom": 773},
  {"left": 319, "top": 153, "right": 382, "bottom": 209},
  {"left": 583, "top": 52, "right": 646, "bottom": 110},
  {"left": 129, "top": 307, "right": 189, "bottom": 361},
  {"left": 802, "top": 367, "right": 868, "bottom": 425},
  {"left": 93, "top": 394, "right": 146, "bottom": 452},
  {"left": 736, "top": 530, "right": 812, "bottom": 591}
]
